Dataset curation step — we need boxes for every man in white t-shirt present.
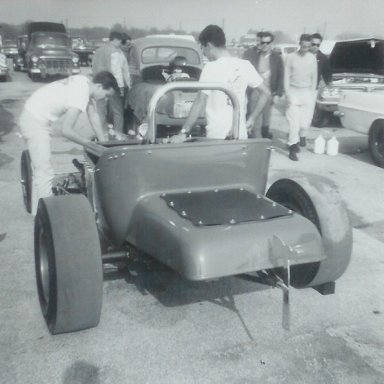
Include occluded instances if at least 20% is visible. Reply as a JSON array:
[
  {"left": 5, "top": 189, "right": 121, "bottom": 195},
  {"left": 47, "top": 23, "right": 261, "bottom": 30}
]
[
  {"left": 171, "top": 25, "right": 270, "bottom": 142},
  {"left": 19, "top": 71, "right": 118, "bottom": 214},
  {"left": 284, "top": 34, "right": 317, "bottom": 161}
]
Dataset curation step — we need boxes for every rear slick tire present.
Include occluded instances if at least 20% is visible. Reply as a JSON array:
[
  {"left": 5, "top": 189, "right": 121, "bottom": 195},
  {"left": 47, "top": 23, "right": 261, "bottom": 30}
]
[
  {"left": 34, "top": 195, "right": 103, "bottom": 334},
  {"left": 266, "top": 177, "right": 352, "bottom": 288}
]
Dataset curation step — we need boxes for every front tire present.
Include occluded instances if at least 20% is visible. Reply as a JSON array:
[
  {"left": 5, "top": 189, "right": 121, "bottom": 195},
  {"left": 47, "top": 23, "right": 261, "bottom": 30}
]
[
  {"left": 266, "top": 177, "right": 352, "bottom": 288},
  {"left": 34, "top": 195, "right": 103, "bottom": 334},
  {"left": 21, "top": 150, "right": 32, "bottom": 213},
  {"left": 368, "top": 122, "right": 384, "bottom": 168}
]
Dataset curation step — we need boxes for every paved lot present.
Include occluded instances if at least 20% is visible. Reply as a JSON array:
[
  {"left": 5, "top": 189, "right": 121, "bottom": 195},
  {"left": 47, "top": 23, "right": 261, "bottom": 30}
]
[{"left": 1, "top": 67, "right": 384, "bottom": 384}]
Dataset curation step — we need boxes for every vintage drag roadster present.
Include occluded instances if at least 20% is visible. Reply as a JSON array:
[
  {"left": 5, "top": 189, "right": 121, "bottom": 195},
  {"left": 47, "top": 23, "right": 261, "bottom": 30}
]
[{"left": 21, "top": 82, "right": 352, "bottom": 335}]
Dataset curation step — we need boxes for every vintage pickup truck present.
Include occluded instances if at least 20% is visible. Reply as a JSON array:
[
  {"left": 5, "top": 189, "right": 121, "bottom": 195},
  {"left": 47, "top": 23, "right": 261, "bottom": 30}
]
[
  {"left": 21, "top": 82, "right": 352, "bottom": 335},
  {"left": 20, "top": 22, "right": 80, "bottom": 80}
]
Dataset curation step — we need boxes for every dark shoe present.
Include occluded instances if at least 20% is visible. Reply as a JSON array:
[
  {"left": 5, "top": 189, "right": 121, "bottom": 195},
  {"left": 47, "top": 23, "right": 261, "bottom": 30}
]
[
  {"left": 300, "top": 137, "right": 306, "bottom": 147},
  {"left": 288, "top": 145, "right": 299, "bottom": 161},
  {"left": 295, "top": 142, "right": 300, "bottom": 153}
]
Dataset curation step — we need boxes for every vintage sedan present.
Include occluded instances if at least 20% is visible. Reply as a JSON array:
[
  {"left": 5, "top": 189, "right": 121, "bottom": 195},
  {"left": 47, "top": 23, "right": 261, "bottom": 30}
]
[
  {"left": 21, "top": 82, "right": 352, "bottom": 335},
  {"left": 2, "top": 40, "right": 18, "bottom": 59},
  {"left": 316, "top": 38, "right": 384, "bottom": 125},
  {"left": 125, "top": 35, "right": 205, "bottom": 134},
  {"left": 0, "top": 52, "right": 9, "bottom": 81},
  {"left": 336, "top": 90, "right": 384, "bottom": 167}
]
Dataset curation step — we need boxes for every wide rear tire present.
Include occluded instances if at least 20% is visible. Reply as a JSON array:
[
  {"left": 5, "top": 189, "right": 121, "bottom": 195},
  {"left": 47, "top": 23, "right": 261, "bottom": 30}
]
[
  {"left": 21, "top": 150, "right": 32, "bottom": 213},
  {"left": 266, "top": 177, "right": 352, "bottom": 288},
  {"left": 34, "top": 195, "right": 103, "bottom": 334},
  {"left": 368, "top": 122, "right": 384, "bottom": 168}
]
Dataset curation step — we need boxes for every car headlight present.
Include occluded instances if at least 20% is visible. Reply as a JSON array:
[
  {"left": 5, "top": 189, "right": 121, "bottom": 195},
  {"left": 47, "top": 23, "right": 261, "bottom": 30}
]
[
  {"left": 72, "top": 56, "right": 79, "bottom": 63},
  {"left": 31, "top": 56, "right": 38, "bottom": 63}
]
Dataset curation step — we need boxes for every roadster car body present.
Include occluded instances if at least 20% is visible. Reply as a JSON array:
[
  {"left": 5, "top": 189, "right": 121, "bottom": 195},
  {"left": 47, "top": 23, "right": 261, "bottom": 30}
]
[{"left": 23, "top": 82, "right": 352, "bottom": 335}]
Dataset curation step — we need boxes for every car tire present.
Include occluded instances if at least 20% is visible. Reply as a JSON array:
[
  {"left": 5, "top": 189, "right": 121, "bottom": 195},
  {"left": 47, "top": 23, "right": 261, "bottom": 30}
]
[
  {"left": 266, "top": 177, "right": 352, "bottom": 288},
  {"left": 34, "top": 195, "right": 103, "bottom": 334},
  {"left": 368, "top": 122, "right": 384, "bottom": 168},
  {"left": 21, "top": 150, "right": 32, "bottom": 213}
]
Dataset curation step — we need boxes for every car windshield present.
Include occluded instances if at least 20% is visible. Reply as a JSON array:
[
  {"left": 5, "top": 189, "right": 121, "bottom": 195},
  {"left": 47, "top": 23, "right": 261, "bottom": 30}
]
[
  {"left": 32, "top": 35, "right": 70, "bottom": 48},
  {"left": 4, "top": 40, "right": 17, "bottom": 48},
  {"left": 142, "top": 46, "right": 200, "bottom": 65}
]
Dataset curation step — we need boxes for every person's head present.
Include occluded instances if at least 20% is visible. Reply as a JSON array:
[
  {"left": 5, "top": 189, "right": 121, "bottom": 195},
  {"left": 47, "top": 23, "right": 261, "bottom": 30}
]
[
  {"left": 120, "top": 33, "right": 132, "bottom": 56},
  {"left": 310, "top": 33, "right": 323, "bottom": 54},
  {"left": 91, "top": 71, "right": 119, "bottom": 100},
  {"left": 198, "top": 24, "right": 226, "bottom": 61},
  {"left": 260, "top": 31, "right": 274, "bottom": 53},
  {"left": 256, "top": 31, "right": 263, "bottom": 49},
  {"left": 298, "top": 33, "right": 312, "bottom": 55},
  {"left": 109, "top": 31, "right": 123, "bottom": 47}
]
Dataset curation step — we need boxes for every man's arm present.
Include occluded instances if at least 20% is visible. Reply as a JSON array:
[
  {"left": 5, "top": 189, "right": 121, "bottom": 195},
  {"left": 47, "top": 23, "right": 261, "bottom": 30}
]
[
  {"left": 61, "top": 107, "right": 92, "bottom": 146},
  {"left": 246, "top": 82, "right": 271, "bottom": 131},
  {"left": 170, "top": 91, "right": 207, "bottom": 143},
  {"left": 311, "top": 56, "right": 318, "bottom": 91},
  {"left": 87, "top": 100, "right": 107, "bottom": 141},
  {"left": 275, "top": 54, "right": 285, "bottom": 96}
]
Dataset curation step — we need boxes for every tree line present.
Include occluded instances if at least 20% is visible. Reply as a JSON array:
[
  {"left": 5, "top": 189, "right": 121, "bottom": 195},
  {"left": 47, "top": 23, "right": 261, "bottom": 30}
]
[{"left": 0, "top": 21, "right": 199, "bottom": 42}]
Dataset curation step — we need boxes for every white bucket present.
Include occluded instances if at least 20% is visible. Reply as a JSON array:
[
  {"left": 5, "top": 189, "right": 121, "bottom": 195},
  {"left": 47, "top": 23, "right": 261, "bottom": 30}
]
[
  {"left": 313, "top": 134, "right": 326, "bottom": 154},
  {"left": 326, "top": 136, "right": 339, "bottom": 156}
]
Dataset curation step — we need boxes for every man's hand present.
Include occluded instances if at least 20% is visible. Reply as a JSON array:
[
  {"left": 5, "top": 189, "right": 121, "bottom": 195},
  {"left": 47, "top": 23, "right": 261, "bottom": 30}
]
[
  {"left": 246, "top": 116, "right": 255, "bottom": 133},
  {"left": 170, "top": 132, "right": 187, "bottom": 144}
]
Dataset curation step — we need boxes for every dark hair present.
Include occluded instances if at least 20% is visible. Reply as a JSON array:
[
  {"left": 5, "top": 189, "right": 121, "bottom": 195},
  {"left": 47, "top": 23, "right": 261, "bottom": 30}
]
[
  {"left": 109, "top": 31, "right": 123, "bottom": 41},
  {"left": 256, "top": 31, "right": 264, "bottom": 38},
  {"left": 311, "top": 33, "right": 323, "bottom": 41},
  {"left": 121, "top": 33, "right": 132, "bottom": 44},
  {"left": 261, "top": 31, "right": 274, "bottom": 42},
  {"left": 93, "top": 71, "right": 119, "bottom": 92},
  {"left": 199, "top": 25, "right": 226, "bottom": 48},
  {"left": 299, "top": 33, "right": 312, "bottom": 43}
]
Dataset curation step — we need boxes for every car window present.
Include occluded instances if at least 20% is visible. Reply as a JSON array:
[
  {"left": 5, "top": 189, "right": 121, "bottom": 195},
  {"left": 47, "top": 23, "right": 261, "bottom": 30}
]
[{"left": 141, "top": 46, "right": 200, "bottom": 65}]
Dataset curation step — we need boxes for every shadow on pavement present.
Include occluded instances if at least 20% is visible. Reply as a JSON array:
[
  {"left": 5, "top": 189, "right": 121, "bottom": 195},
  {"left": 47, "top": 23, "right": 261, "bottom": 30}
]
[{"left": 0, "top": 102, "right": 16, "bottom": 141}]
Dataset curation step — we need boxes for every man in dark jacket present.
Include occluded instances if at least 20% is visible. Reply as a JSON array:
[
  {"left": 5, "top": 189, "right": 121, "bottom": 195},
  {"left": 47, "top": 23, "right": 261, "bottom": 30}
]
[
  {"left": 310, "top": 33, "right": 332, "bottom": 127},
  {"left": 243, "top": 31, "right": 284, "bottom": 138}
]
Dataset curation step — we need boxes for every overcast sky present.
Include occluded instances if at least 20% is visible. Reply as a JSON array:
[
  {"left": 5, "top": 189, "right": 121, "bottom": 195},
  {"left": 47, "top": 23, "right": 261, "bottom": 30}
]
[{"left": 2, "top": 0, "right": 384, "bottom": 40}]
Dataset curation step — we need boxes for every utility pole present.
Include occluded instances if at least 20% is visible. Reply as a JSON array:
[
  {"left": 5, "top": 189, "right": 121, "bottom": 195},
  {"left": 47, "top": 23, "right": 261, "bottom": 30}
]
[{"left": 222, "top": 18, "right": 225, "bottom": 31}]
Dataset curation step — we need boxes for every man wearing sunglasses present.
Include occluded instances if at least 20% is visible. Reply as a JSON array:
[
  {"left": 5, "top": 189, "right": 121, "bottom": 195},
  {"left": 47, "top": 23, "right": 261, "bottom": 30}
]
[
  {"left": 243, "top": 31, "right": 284, "bottom": 139},
  {"left": 310, "top": 33, "right": 332, "bottom": 127}
]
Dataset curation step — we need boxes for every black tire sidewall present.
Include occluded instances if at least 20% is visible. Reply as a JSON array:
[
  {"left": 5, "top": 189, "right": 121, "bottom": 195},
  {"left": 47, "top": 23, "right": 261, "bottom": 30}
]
[
  {"left": 369, "top": 124, "right": 384, "bottom": 167},
  {"left": 21, "top": 150, "right": 32, "bottom": 213},
  {"left": 34, "top": 200, "right": 58, "bottom": 332}
]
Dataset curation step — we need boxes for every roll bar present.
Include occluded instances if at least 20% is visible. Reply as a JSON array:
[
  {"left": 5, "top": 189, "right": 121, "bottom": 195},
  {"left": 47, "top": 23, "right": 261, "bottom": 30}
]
[{"left": 146, "top": 81, "right": 241, "bottom": 143}]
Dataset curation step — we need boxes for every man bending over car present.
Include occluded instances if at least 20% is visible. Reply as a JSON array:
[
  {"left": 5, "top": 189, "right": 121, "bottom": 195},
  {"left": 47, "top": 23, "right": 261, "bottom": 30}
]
[
  {"left": 19, "top": 71, "right": 119, "bottom": 215},
  {"left": 172, "top": 25, "right": 270, "bottom": 142}
]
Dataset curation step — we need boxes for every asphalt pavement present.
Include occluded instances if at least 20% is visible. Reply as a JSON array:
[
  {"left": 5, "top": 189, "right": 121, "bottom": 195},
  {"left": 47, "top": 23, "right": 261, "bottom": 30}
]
[{"left": 1, "top": 67, "right": 384, "bottom": 384}]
